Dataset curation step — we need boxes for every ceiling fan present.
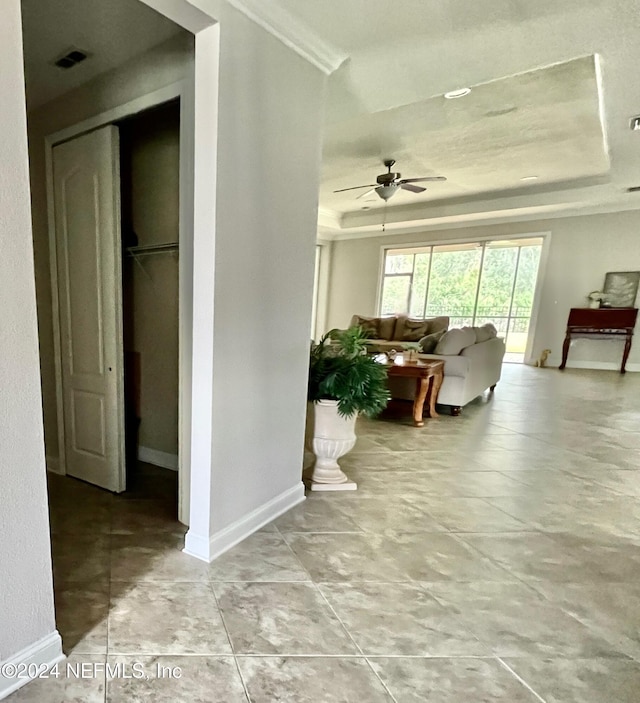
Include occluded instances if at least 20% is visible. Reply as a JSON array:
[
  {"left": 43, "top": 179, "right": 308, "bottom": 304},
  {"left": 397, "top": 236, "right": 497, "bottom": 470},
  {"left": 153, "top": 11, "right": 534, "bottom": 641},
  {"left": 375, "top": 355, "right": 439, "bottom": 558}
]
[{"left": 334, "top": 159, "right": 446, "bottom": 201}]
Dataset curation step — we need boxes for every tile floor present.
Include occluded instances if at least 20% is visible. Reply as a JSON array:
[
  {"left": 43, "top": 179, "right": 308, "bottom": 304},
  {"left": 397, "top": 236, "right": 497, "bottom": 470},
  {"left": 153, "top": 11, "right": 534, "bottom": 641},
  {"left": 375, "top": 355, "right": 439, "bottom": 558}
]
[{"left": 8, "top": 364, "right": 640, "bottom": 702}]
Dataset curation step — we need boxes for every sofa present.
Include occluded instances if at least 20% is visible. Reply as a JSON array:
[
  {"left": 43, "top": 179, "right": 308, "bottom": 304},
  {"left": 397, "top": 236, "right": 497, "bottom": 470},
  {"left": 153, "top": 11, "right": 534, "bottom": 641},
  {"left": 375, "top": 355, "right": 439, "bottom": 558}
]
[{"left": 349, "top": 314, "right": 506, "bottom": 415}]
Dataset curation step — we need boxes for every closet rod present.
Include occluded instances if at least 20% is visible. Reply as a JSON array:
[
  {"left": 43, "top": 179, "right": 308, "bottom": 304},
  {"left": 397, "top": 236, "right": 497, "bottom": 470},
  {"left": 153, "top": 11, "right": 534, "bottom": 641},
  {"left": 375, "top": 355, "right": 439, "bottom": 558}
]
[{"left": 126, "top": 242, "right": 179, "bottom": 257}]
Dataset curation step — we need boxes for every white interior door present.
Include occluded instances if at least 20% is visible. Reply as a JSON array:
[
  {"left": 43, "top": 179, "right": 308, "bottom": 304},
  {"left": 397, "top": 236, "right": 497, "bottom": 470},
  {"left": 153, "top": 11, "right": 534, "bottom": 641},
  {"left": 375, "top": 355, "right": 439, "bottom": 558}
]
[{"left": 52, "top": 126, "right": 125, "bottom": 492}]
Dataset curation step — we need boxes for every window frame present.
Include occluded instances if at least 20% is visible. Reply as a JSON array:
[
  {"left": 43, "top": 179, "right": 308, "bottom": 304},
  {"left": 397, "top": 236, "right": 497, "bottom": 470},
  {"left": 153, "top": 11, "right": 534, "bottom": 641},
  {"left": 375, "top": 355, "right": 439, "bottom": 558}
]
[{"left": 376, "top": 231, "right": 551, "bottom": 363}]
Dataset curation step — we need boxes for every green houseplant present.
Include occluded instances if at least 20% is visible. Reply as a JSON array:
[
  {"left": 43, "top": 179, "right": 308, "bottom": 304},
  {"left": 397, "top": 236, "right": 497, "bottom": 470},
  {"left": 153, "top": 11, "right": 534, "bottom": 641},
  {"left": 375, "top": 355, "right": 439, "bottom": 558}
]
[{"left": 306, "top": 326, "right": 390, "bottom": 491}]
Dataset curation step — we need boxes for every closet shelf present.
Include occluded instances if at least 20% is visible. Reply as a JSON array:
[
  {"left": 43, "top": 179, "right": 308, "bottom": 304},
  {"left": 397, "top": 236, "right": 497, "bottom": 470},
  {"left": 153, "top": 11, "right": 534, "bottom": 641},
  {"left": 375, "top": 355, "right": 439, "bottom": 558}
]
[{"left": 126, "top": 242, "right": 179, "bottom": 257}]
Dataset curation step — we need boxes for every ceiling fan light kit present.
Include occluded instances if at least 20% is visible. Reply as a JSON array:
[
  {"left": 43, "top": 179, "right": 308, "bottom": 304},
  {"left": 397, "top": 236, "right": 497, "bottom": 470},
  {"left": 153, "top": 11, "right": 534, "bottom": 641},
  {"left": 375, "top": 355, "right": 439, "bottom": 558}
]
[
  {"left": 334, "top": 159, "right": 446, "bottom": 202},
  {"left": 375, "top": 184, "right": 399, "bottom": 201}
]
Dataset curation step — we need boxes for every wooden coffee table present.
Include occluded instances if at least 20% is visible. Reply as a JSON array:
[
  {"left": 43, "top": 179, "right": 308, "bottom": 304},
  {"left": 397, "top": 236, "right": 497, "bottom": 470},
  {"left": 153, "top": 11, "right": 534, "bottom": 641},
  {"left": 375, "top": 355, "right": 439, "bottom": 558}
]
[{"left": 384, "top": 355, "right": 445, "bottom": 427}]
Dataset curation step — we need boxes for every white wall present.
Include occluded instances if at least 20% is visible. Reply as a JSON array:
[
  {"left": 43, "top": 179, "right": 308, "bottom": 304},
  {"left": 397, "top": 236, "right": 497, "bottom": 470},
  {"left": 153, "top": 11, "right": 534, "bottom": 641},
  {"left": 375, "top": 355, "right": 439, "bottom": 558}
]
[
  {"left": 203, "top": 4, "right": 326, "bottom": 544},
  {"left": 0, "top": 0, "right": 60, "bottom": 694},
  {"left": 27, "top": 33, "right": 193, "bottom": 462},
  {"left": 327, "top": 210, "right": 640, "bottom": 370}
]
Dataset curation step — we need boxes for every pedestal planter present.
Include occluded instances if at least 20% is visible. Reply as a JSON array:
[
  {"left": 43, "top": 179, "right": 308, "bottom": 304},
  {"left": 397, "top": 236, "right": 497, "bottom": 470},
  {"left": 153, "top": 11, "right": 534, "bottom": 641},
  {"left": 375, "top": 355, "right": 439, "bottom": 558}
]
[{"left": 307, "top": 399, "right": 357, "bottom": 491}]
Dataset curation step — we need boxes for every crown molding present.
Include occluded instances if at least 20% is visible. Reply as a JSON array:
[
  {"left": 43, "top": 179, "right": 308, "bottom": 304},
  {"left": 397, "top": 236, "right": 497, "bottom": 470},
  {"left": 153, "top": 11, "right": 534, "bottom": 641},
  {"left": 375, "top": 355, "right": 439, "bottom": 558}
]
[
  {"left": 317, "top": 206, "right": 343, "bottom": 235},
  {"left": 328, "top": 200, "right": 640, "bottom": 241},
  {"left": 226, "top": 0, "right": 347, "bottom": 75}
]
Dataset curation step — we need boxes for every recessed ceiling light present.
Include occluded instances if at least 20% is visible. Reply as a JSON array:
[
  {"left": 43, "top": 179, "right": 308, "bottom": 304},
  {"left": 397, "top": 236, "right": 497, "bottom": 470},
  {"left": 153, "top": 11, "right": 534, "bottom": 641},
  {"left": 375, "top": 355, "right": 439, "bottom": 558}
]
[
  {"left": 630, "top": 116, "right": 640, "bottom": 131},
  {"left": 444, "top": 88, "right": 471, "bottom": 99},
  {"left": 520, "top": 175, "right": 538, "bottom": 181}
]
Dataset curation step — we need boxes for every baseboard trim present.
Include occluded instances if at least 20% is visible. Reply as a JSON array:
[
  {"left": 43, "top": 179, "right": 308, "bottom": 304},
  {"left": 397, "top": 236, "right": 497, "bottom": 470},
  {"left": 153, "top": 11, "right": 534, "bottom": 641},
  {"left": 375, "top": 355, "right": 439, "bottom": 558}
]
[
  {"left": 45, "top": 455, "right": 62, "bottom": 475},
  {"left": 137, "top": 446, "right": 179, "bottom": 471},
  {"left": 183, "top": 481, "right": 305, "bottom": 563},
  {"left": 0, "top": 631, "right": 64, "bottom": 700},
  {"left": 541, "top": 358, "right": 640, "bottom": 372}
]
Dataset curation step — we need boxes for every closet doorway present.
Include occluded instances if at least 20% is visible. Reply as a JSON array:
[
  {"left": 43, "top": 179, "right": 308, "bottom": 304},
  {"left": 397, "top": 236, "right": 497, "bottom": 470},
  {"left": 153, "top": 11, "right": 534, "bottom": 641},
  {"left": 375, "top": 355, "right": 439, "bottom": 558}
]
[
  {"left": 119, "top": 100, "right": 181, "bottom": 494},
  {"left": 49, "top": 98, "right": 184, "bottom": 515}
]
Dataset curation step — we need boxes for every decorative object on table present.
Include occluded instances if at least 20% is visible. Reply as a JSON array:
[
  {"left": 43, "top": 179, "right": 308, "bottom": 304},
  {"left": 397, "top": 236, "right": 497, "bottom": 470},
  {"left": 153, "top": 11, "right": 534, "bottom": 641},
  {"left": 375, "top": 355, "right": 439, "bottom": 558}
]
[
  {"left": 387, "top": 348, "right": 398, "bottom": 360},
  {"left": 602, "top": 271, "right": 640, "bottom": 308},
  {"left": 535, "top": 349, "right": 551, "bottom": 367},
  {"left": 306, "top": 326, "right": 390, "bottom": 491},
  {"left": 401, "top": 342, "right": 422, "bottom": 363},
  {"left": 587, "top": 291, "right": 605, "bottom": 309},
  {"left": 559, "top": 307, "right": 639, "bottom": 373}
]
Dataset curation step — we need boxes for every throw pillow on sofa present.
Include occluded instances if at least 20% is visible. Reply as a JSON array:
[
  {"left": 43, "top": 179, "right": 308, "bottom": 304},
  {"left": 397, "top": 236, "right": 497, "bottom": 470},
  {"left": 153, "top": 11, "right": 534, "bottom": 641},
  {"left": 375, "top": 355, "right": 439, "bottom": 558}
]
[
  {"left": 396, "top": 315, "right": 450, "bottom": 341},
  {"left": 350, "top": 315, "right": 397, "bottom": 340},
  {"left": 473, "top": 323, "right": 498, "bottom": 343},
  {"left": 418, "top": 328, "right": 446, "bottom": 353},
  {"left": 435, "top": 327, "right": 477, "bottom": 355},
  {"left": 400, "top": 318, "right": 430, "bottom": 341}
]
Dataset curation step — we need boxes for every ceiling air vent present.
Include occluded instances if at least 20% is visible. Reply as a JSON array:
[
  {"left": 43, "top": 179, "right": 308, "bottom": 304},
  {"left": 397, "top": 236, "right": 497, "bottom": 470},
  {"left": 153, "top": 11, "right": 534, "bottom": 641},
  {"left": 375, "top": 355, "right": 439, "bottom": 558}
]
[{"left": 54, "top": 49, "right": 89, "bottom": 69}]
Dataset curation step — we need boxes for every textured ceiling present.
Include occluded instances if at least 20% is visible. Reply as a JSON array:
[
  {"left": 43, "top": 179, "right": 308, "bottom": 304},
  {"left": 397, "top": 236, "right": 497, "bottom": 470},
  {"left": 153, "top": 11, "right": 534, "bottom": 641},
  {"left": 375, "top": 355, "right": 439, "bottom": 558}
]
[
  {"left": 321, "top": 57, "right": 608, "bottom": 214},
  {"left": 276, "top": 0, "right": 596, "bottom": 54},
  {"left": 286, "top": 0, "right": 640, "bottom": 234},
  {"left": 21, "top": 0, "right": 184, "bottom": 109},
  {"left": 18, "top": 0, "right": 640, "bottom": 233}
]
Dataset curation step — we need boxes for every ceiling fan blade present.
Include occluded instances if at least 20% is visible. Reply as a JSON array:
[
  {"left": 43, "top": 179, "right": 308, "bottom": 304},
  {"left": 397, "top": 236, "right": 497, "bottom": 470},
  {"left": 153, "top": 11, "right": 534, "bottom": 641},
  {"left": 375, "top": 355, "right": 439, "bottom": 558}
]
[
  {"left": 333, "top": 184, "right": 377, "bottom": 193},
  {"left": 401, "top": 183, "right": 426, "bottom": 194},
  {"left": 400, "top": 176, "right": 447, "bottom": 184},
  {"left": 356, "top": 188, "right": 377, "bottom": 200}
]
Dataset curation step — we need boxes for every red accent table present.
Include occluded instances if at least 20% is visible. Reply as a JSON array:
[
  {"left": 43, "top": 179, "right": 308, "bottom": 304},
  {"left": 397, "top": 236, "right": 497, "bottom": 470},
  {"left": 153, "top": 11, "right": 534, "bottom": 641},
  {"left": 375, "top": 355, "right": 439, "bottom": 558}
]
[{"left": 559, "top": 307, "right": 638, "bottom": 374}]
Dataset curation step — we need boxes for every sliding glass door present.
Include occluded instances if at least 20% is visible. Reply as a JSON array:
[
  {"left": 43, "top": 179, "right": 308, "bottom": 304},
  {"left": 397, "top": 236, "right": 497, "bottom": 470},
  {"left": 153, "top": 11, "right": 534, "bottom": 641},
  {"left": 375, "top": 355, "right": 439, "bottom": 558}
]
[{"left": 380, "top": 237, "right": 543, "bottom": 362}]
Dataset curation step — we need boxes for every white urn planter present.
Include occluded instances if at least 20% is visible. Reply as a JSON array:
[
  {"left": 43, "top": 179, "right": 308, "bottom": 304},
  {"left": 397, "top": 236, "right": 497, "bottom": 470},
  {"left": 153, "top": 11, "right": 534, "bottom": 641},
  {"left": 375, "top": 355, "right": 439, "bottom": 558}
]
[{"left": 307, "top": 399, "right": 357, "bottom": 491}]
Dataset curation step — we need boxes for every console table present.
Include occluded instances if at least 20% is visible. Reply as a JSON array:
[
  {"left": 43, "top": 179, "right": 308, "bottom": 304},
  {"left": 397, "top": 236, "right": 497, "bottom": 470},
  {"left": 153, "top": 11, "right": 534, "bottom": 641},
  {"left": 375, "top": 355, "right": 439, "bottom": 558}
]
[{"left": 559, "top": 307, "right": 638, "bottom": 374}]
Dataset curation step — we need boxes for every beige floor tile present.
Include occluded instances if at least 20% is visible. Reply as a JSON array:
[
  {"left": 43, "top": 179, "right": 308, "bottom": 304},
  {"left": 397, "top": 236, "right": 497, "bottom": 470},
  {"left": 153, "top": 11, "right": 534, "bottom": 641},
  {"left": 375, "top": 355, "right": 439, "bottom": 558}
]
[
  {"left": 425, "top": 581, "right": 626, "bottom": 658},
  {"left": 273, "top": 497, "right": 363, "bottom": 533},
  {"left": 106, "top": 655, "right": 247, "bottom": 702},
  {"left": 110, "top": 499, "right": 182, "bottom": 536},
  {"left": 319, "top": 582, "right": 487, "bottom": 656},
  {"left": 51, "top": 533, "right": 110, "bottom": 585},
  {"left": 461, "top": 531, "right": 628, "bottom": 583},
  {"left": 331, "top": 496, "right": 447, "bottom": 533},
  {"left": 213, "top": 582, "right": 358, "bottom": 655},
  {"left": 108, "top": 582, "right": 230, "bottom": 654},
  {"left": 369, "top": 657, "right": 542, "bottom": 702},
  {"left": 528, "top": 581, "right": 640, "bottom": 660},
  {"left": 405, "top": 495, "right": 529, "bottom": 532},
  {"left": 5, "top": 655, "right": 106, "bottom": 703},
  {"left": 504, "top": 658, "right": 640, "bottom": 703},
  {"left": 54, "top": 581, "right": 109, "bottom": 655},
  {"left": 382, "top": 532, "right": 515, "bottom": 581},
  {"left": 237, "top": 657, "right": 392, "bottom": 702},
  {"left": 34, "top": 366, "right": 640, "bottom": 701},
  {"left": 110, "top": 533, "right": 210, "bottom": 582},
  {"left": 283, "top": 532, "right": 410, "bottom": 582},
  {"left": 206, "top": 532, "right": 310, "bottom": 582}
]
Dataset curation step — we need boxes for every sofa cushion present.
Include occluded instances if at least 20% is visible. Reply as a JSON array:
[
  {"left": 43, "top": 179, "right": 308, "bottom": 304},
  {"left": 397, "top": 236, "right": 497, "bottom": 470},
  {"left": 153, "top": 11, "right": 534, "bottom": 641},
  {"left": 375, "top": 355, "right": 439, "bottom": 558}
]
[
  {"left": 418, "top": 329, "right": 446, "bottom": 353},
  {"left": 435, "top": 327, "right": 477, "bottom": 355},
  {"left": 396, "top": 315, "right": 450, "bottom": 341},
  {"left": 350, "top": 315, "right": 397, "bottom": 340},
  {"left": 363, "top": 340, "right": 400, "bottom": 354},
  {"left": 473, "top": 323, "right": 498, "bottom": 343}
]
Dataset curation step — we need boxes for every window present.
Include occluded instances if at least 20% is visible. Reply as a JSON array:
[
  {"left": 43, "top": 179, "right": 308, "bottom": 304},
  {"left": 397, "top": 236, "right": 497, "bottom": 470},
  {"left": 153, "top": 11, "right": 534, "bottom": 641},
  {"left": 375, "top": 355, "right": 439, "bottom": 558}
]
[{"left": 380, "top": 237, "right": 543, "bottom": 362}]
